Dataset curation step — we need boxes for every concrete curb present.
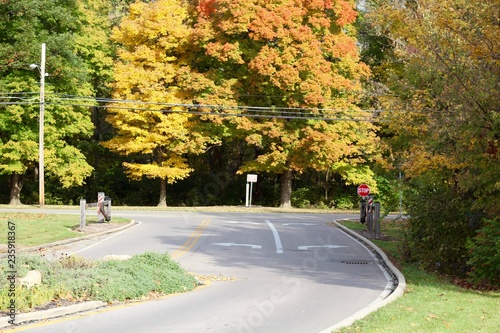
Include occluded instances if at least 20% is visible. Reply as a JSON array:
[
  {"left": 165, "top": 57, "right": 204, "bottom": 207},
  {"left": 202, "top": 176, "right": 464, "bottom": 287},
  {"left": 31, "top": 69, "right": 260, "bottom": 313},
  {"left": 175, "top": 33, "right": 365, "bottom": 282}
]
[
  {"left": 1, "top": 220, "right": 138, "bottom": 257},
  {"left": 0, "top": 301, "right": 107, "bottom": 328},
  {"left": 319, "top": 220, "right": 407, "bottom": 333}
]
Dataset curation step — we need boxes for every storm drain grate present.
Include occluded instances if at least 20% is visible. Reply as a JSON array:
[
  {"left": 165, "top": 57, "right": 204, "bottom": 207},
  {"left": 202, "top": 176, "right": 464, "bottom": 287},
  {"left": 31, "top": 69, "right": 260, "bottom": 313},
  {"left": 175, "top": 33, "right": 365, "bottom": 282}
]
[{"left": 341, "top": 260, "right": 374, "bottom": 265}]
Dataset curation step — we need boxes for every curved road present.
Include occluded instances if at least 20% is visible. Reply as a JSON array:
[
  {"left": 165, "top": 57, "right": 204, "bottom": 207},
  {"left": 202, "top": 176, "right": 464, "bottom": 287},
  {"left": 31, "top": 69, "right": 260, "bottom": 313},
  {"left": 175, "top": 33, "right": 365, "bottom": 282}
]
[{"left": 10, "top": 210, "right": 390, "bottom": 333}]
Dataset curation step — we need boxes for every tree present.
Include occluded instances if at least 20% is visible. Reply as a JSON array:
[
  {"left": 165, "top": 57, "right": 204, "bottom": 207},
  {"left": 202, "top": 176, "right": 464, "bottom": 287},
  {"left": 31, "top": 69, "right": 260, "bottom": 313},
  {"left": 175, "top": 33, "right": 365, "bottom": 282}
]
[
  {"left": 191, "top": 0, "right": 379, "bottom": 207},
  {"left": 104, "top": 0, "right": 215, "bottom": 206},
  {"left": 365, "top": 0, "right": 500, "bottom": 281},
  {"left": 0, "top": 0, "right": 94, "bottom": 205}
]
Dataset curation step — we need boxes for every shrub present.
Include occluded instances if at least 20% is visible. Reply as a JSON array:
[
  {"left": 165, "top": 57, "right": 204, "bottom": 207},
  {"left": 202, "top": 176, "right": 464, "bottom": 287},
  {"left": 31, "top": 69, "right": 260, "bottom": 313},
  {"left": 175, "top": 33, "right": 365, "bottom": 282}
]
[
  {"left": 291, "top": 188, "right": 313, "bottom": 208},
  {"left": 333, "top": 195, "right": 355, "bottom": 210},
  {"left": 466, "top": 219, "right": 500, "bottom": 287},
  {"left": 403, "top": 183, "right": 476, "bottom": 277},
  {"left": 0, "top": 252, "right": 197, "bottom": 311}
]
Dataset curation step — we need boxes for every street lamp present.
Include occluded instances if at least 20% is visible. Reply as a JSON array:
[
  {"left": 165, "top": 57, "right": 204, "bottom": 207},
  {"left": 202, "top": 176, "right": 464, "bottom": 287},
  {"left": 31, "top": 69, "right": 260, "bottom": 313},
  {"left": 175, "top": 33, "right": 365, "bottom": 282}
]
[{"left": 30, "top": 43, "right": 46, "bottom": 207}]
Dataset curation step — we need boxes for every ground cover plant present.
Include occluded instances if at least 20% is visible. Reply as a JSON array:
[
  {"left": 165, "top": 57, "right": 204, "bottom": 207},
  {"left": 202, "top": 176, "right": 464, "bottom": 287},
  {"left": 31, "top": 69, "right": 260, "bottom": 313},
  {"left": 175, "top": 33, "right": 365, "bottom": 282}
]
[
  {"left": 0, "top": 252, "right": 198, "bottom": 312},
  {"left": 334, "top": 220, "right": 500, "bottom": 333}
]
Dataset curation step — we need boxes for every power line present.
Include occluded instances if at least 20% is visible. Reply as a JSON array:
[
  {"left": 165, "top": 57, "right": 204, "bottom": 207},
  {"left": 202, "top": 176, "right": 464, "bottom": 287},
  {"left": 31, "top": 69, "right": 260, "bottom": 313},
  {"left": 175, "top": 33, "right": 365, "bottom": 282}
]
[{"left": 1, "top": 92, "right": 384, "bottom": 122}]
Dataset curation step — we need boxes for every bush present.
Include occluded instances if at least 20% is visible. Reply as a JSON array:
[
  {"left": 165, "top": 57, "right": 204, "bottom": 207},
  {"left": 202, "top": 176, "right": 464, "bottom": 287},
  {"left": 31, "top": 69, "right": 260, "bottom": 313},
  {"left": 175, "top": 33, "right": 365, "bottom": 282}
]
[
  {"left": 333, "top": 195, "right": 355, "bottom": 210},
  {"left": 291, "top": 188, "right": 313, "bottom": 208},
  {"left": 466, "top": 219, "right": 500, "bottom": 286},
  {"left": 0, "top": 252, "right": 197, "bottom": 312},
  {"left": 403, "top": 182, "right": 476, "bottom": 277}
]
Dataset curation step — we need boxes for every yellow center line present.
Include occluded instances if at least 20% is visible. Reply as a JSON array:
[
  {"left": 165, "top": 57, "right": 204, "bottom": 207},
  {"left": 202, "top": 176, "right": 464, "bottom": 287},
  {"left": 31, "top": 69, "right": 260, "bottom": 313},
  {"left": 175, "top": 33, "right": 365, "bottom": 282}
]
[{"left": 171, "top": 219, "right": 211, "bottom": 259}]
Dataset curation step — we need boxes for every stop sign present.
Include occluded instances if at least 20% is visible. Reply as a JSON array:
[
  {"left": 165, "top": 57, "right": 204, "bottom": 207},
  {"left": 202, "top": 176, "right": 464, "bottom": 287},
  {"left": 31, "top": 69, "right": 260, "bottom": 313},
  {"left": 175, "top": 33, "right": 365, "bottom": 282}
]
[{"left": 357, "top": 184, "right": 370, "bottom": 197}]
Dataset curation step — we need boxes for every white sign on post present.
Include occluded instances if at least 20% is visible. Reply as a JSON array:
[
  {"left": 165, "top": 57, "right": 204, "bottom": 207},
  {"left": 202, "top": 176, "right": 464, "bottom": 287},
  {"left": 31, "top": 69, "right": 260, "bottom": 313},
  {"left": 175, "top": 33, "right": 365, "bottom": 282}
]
[
  {"left": 245, "top": 174, "right": 258, "bottom": 207},
  {"left": 247, "top": 174, "right": 258, "bottom": 182}
]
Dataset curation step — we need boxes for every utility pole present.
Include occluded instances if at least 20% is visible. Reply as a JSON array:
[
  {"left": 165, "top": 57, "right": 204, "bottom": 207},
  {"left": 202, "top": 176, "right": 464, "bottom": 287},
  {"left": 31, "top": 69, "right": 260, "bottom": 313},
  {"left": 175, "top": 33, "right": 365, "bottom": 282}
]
[
  {"left": 30, "top": 43, "right": 47, "bottom": 207},
  {"left": 39, "top": 43, "right": 46, "bottom": 207}
]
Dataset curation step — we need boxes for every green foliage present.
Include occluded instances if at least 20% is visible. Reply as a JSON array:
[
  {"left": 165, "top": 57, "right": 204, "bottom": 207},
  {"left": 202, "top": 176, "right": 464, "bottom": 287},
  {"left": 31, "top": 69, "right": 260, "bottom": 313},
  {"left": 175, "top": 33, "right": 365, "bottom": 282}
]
[
  {"left": 333, "top": 196, "right": 355, "bottom": 210},
  {"left": 403, "top": 180, "right": 476, "bottom": 277},
  {"left": 0, "top": 0, "right": 99, "bottom": 203},
  {"left": 372, "top": 173, "right": 399, "bottom": 213},
  {"left": 291, "top": 188, "right": 313, "bottom": 208},
  {"left": 329, "top": 162, "right": 379, "bottom": 197},
  {"left": 92, "top": 252, "right": 196, "bottom": 301},
  {"left": 0, "top": 252, "right": 197, "bottom": 311},
  {"left": 466, "top": 219, "right": 500, "bottom": 286},
  {"left": 363, "top": 0, "right": 500, "bottom": 283}
]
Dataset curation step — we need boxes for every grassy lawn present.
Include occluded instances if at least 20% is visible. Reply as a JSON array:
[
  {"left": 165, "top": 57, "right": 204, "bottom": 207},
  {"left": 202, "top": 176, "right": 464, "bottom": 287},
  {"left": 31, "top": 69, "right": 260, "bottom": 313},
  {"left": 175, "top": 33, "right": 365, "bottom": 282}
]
[
  {"left": 0, "top": 212, "right": 130, "bottom": 247},
  {"left": 335, "top": 220, "right": 500, "bottom": 333}
]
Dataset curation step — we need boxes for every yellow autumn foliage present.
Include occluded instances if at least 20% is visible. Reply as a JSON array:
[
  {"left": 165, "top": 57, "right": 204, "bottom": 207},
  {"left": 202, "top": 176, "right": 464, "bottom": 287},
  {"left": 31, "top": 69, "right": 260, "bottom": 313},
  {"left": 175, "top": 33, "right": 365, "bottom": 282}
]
[{"left": 104, "top": 0, "right": 210, "bottom": 185}]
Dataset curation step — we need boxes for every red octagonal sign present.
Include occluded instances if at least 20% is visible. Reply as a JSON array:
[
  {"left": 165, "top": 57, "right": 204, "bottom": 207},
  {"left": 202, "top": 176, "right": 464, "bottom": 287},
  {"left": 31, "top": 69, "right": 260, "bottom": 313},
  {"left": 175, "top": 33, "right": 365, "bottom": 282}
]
[{"left": 357, "top": 184, "right": 370, "bottom": 197}]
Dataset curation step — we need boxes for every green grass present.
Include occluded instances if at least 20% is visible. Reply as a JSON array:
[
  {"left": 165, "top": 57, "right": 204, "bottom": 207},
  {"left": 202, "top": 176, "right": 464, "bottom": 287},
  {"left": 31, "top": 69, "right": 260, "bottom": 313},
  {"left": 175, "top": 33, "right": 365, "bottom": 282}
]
[
  {"left": 0, "top": 212, "right": 129, "bottom": 247},
  {"left": 335, "top": 220, "right": 500, "bottom": 333},
  {"left": 0, "top": 252, "right": 198, "bottom": 312}
]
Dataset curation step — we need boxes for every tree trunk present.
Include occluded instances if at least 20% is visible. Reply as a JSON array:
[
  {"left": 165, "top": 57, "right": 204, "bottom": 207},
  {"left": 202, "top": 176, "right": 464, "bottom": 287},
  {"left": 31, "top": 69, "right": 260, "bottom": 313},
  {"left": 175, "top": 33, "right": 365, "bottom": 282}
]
[
  {"left": 9, "top": 173, "right": 23, "bottom": 205},
  {"left": 324, "top": 169, "right": 329, "bottom": 201},
  {"left": 280, "top": 169, "right": 292, "bottom": 208},
  {"left": 158, "top": 177, "right": 167, "bottom": 207}
]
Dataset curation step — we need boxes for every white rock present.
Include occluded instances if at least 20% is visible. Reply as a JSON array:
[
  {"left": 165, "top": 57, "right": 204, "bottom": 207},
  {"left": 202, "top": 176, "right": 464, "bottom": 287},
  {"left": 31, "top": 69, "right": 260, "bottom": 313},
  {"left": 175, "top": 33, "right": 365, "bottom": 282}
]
[{"left": 19, "top": 270, "right": 42, "bottom": 289}]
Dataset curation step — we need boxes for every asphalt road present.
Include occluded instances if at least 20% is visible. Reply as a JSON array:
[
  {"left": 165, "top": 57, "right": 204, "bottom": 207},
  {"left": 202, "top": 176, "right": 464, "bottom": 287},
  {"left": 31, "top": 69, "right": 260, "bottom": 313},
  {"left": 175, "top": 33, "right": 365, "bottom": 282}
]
[{"left": 8, "top": 210, "right": 391, "bottom": 333}]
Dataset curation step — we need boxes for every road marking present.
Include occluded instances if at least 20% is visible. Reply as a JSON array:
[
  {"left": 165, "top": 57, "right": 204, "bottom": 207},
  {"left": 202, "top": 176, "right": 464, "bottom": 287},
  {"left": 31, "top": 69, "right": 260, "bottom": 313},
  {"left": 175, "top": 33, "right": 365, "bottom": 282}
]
[
  {"left": 282, "top": 223, "right": 317, "bottom": 226},
  {"left": 69, "top": 221, "right": 142, "bottom": 256},
  {"left": 211, "top": 242, "right": 262, "bottom": 249},
  {"left": 298, "top": 245, "right": 348, "bottom": 250},
  {"left": 265, "top": 220, "right": 283, "bottom": 254},
  {"left": 224, "top": 221, "right": 261, "bottom": 225},
  {"left": 171, "top": 219, "right": 211, "bottom": 259}
]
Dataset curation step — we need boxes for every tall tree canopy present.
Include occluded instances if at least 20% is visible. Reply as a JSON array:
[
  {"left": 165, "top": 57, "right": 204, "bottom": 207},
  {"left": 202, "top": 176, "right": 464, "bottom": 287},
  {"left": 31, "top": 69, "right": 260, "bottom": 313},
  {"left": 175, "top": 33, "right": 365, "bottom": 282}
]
[
  {"left": 106, "top": 0, "right": 379, "bottom": 207},
  {"left": 371, "top": 0, "right": 499, "bottom": 215},
  {"left": 104, "top": 0, "right": 214, "bottom": 206},
  {"left": 191, "top": 0, "right": 379, "bottom": 207},
  {"left": 0, "top": 0, "right": 95, "bottom": 205},
  {"left": 366, "top": 0, "right": 499, "bottom": 281}
]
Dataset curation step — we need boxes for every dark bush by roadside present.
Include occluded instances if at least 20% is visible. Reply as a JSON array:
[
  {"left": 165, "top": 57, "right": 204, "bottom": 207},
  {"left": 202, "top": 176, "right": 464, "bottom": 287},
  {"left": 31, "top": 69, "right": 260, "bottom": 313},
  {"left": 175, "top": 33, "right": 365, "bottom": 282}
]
[{"left": 403, "top": 182, "right": 499, "bottom": 288}]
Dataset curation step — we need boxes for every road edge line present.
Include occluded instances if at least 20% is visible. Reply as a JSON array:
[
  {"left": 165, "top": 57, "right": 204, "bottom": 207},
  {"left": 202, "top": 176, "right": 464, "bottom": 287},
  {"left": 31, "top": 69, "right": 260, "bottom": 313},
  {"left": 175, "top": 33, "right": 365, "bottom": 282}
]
[
  {"left": 0, "top": 220, "right": 139, "bottom": 258},
  {"left": 319, "top": 220, "right": 406, "bottom": 333}
]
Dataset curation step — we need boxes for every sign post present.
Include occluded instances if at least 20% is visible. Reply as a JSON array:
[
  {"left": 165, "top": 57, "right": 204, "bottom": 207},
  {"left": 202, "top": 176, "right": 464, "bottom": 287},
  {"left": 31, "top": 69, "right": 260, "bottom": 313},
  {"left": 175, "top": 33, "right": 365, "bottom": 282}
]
[
  {"left": 374, "top": 202, "right": 381, "bottom": 239},
  {"left": 97, "top": 192, "right": 105, "bottom": 223},
  {"left": 367, "top": 195, "right": 374, "bottom": 233},
  {"left": 357, "top": 184, "right": 371, "bottom": 228},
  {"left": 246, "top": 174, "right": 258, "bottom": 207}
]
